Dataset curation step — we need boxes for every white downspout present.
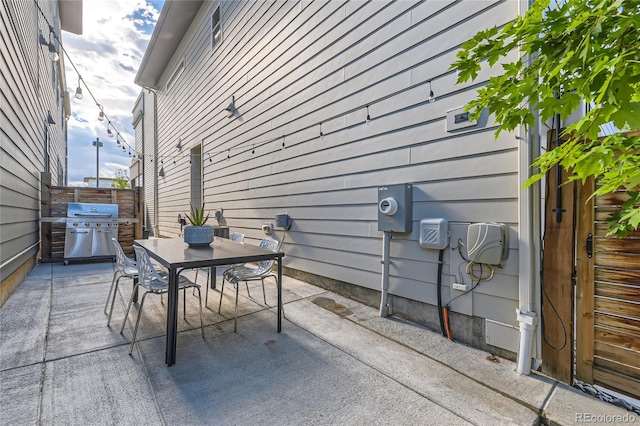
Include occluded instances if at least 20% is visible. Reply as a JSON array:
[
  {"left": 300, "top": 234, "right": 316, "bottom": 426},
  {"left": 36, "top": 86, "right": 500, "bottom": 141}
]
[
  {"left": 517, "top": 132, "right": 540, "bottom": 374},
  {"left": 516, "top": 0, "right": 541, "bottom": 375},
  {"left": 517, "top": 79, "right": 542, "bottom": 376}
]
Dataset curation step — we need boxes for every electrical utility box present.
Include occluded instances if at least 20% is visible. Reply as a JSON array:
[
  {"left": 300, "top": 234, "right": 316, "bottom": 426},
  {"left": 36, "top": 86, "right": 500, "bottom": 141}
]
[
  {"left": 466, "top": 222, "right": 509, "bottom": 265},
  {"left": 378, "top": 184, "right": 412, "bottom": 233},
  {"left": 419, "top": 218, "right": 449, "bottom": 249}
]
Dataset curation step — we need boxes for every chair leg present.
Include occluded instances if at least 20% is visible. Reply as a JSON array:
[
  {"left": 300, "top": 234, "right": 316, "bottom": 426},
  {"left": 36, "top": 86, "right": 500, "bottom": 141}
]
[
  {"left": 105, "top": 272, "right": 119, "bottom": 313},
  {"left": 204, "top": 270, "right": 210, "bottom": 307},
  {"left": 234, "top": 282, "right": 239, "bottom": 332},
  {"left": 261, "top": 278, "right": 267, "bottom": 305},
  {"left": 218, "top": 277, "right": 226, "bottom": 313},
  {"left": 120, "top": 283, "right": 140, "bottom": 334},
  {"left": 107, "top": 276, "right": 123, "bottom": 326},
  {"left": 193, "top": 269, "right": 199, "bottom": 296},
  {"left": 129, "top": 292, "right": 149, "bottom": 355},
  {"left": 245, "top": 281, "right": 251, "bottom": 298},
  {"left": 194, "top": 286, "right": 205, "bottom": 338}
]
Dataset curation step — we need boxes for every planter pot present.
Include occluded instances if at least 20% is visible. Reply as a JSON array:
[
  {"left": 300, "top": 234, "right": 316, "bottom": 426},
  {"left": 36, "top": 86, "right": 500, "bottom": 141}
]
[{"left": 184, "top": 225, "right": 214, "bottom": 247}]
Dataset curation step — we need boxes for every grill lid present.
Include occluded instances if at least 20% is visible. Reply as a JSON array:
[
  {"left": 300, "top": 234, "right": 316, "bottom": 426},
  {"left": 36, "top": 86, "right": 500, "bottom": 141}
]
[{"left": 67, "top": 203, "right": 118, "bottom": 219}]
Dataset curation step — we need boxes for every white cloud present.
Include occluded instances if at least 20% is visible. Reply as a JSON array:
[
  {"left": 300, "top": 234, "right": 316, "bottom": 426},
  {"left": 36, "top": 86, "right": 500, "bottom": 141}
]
[{"left": 61, "top": 0, "right": 162, "bottom": 186}]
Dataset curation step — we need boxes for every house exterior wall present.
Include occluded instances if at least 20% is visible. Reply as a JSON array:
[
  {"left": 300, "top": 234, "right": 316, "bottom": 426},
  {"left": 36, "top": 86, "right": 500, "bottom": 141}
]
[
  {"left": 0, "top": 0, "right": 70, "bottom": 298},
  {"left": 143, "top": 0, "right": 526, "bottom": 352},
  {"left": 132, "top": 90, "right": 158, "bottom": 235}
]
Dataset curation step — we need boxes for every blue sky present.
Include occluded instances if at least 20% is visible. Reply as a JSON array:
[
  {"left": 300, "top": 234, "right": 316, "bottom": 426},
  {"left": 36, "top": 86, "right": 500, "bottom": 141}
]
[{"left": 62, "top": 0, "right": 164, "bottom": 186}]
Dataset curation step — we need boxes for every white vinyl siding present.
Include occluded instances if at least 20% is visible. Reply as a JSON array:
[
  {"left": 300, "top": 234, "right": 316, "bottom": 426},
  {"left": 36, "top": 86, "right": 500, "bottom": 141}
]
[
  {"left": 166, "top": 60, "right": 184, "bottom": 92},
  {"left": 150, "top": 0, "right": 522, "bottom": 330},
  {"left": 1, "top": 0, "right": 67, "bottom": 280}
]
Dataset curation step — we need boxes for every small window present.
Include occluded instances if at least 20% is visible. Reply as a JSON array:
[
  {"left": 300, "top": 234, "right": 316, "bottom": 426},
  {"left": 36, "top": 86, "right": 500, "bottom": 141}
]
[
  {"left": 211, "top": 6, "right": 222, "bottom": 49},
  {"left": 166, "top": 61, "right": 184, "bottom": 91}
]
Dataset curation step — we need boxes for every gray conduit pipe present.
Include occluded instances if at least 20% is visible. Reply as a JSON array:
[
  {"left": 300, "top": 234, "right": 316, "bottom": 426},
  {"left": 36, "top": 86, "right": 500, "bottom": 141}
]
[{"left": 379, "top": 231, "right": 392, "bottom": 317}]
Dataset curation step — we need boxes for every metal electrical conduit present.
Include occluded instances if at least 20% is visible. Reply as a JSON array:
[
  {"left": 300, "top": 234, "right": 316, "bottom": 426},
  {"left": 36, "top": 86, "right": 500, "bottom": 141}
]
[{"left": 0, "top": 241, "right": 40, "bottom": 273}]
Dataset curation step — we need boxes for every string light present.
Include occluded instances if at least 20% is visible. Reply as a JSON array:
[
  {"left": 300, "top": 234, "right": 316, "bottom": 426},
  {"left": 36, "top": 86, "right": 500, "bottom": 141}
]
[
  {"left": 35, "top": 1, "right": 442, "bottom": 176},
  {"left": 34, "top": 2, "right": 137, "bottom": 158},
  {"left": 74, "top": 77, "right": 83, "bottom": 99}
]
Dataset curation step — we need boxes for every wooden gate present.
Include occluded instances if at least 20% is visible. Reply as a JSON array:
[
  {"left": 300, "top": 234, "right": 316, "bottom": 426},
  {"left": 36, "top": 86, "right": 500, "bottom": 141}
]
[{"left": 575, "top": 176, "right": 640, "bottom": 399}]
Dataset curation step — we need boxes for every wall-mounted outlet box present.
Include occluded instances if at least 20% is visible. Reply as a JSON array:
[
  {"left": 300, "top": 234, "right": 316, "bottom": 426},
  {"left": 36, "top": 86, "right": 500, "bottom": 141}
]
[
  {"left": 446, "top": 106, "right": 478, "bottom": 132},
  {"left": 452, "top": 282, "right": 468, "bottom": 291}
]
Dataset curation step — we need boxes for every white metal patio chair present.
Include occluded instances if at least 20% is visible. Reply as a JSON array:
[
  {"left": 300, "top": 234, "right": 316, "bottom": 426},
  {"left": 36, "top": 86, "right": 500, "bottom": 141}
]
[
  {"left": 121, "top": 245, "right": 204, "bottom": 355},
  {"left": 106, "top": 238, "right": 138, "bottom": 326},
  {"left": 193, "top": 232, "right": 245, "bottom": 306},
  {"left": 219, "top": 237, "right": 282, "bottom": 331}
]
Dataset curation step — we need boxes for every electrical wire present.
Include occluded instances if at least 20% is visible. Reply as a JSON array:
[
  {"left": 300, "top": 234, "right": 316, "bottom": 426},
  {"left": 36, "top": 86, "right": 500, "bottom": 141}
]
[
  {"left": 539, "top": 119, "right": 568, "bottom": 351},
  {"left": 33, "top": 0, "right": 135, "bottom": 155}
]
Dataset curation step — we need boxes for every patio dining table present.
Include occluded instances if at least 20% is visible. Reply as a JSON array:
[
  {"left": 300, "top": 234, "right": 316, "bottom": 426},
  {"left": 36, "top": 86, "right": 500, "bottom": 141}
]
[{"left": 134, "top": 237, "right": 285, "bottom": 366}]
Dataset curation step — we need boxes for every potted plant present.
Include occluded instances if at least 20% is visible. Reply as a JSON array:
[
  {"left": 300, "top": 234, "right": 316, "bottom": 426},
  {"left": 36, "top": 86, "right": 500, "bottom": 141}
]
[{"left": 183, "top": 203, "right": 213, "bottom": 246}]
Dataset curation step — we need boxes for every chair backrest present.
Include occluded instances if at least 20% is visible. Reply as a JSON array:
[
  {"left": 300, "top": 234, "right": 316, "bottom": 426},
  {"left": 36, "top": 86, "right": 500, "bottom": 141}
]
[
  {"left": 112, "top": 238, "right": 136, "bottom": 272},
  {"left": 133, "top": 245, "right": 166, "bottom": 289},
  {"left": 230, "top": 232, "right": 245, "bottom": 243},
  {"left": 255, "top": 238, "right": 280, "bottom": 271}
]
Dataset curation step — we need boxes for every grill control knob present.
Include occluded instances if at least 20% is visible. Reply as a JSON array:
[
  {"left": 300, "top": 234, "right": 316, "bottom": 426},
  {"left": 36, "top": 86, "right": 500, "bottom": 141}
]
[
  {"left": 97, "top": 222, "right": 101, "bottom": 227},
  {"left": 73, "top": 222, "right": 78, "bottom": 227},
  {"left": 85, "top": 222, "right": 90, "bottom": 227}
]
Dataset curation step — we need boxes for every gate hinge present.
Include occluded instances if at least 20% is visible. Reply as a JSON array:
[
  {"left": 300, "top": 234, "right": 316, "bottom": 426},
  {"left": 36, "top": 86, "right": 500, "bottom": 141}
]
[{"left": 586, "top": 233, "right": 593, "bottom": 258}]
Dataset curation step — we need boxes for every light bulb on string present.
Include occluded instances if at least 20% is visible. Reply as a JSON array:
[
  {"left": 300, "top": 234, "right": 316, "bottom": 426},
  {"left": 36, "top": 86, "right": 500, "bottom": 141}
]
[
  {"left": 251, "top": 144, "right": 255, "bottom": 155},
  {"left": 107, "top": 128, "right": 113, "bottom": 138},
  {"left": 226, "top": 149, "right": 230, "bottom": 160},
  {"left": 281, "top": 135, "right": 286, "bottom": 150},
  {"left": 319, "top": 123, "right": 324, "bottom": 139},
  {"left": 74, "top": 77, "right": 83, "bottom": 99},
  {"left": 47, "top": 28, "right": 59, "bottom": 62},
  {"left": 366, "top": 105, "right": 371, "bottom": 124}
]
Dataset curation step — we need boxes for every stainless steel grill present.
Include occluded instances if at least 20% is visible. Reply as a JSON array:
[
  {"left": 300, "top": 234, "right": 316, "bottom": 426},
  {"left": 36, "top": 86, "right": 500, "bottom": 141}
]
[{"left": 64, "top": 203, "right": 119, "bottom": 263}]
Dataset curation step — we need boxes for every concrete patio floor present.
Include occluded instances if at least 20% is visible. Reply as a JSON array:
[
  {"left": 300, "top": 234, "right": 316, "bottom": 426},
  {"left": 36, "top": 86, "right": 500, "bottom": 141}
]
[{"left": 0, "top": 261, "right": 634, "bottom": 425}]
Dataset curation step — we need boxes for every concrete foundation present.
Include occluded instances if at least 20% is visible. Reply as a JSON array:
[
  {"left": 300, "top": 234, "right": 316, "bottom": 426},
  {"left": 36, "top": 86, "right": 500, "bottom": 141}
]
[{"left": 283, "top": 266, "right": 517, "bottom": 361}]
